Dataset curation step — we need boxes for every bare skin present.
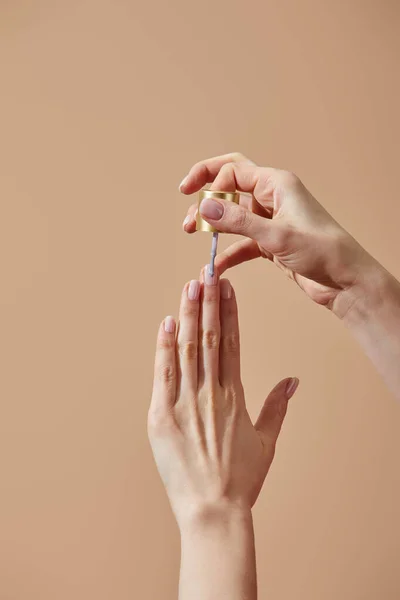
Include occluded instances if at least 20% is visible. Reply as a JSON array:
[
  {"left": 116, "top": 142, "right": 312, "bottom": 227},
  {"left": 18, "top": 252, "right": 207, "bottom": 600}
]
[
  {"left": 149, "top": 270, "right": 299, "bottom": 600},
  {"left": 149, "top": 152, "right": 400, "bottom": 599},
  {"left": 181, "top": 153, "right": 400, "bottom": 401}
]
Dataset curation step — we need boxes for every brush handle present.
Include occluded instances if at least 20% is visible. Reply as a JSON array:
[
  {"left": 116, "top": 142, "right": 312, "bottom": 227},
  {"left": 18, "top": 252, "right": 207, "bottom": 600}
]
[{"left": 209, "top": 232, "right": 219, "bottom": 277}]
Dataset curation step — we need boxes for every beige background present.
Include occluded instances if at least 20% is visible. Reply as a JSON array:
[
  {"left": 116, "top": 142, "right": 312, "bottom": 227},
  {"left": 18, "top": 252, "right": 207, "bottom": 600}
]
[{"left": 0, "top": 1, "right": 399, "bottom": 598}]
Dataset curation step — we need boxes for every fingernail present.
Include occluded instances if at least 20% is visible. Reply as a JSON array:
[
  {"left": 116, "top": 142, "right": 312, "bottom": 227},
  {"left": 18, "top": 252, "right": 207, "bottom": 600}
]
[
  {"left": 183, "top": 215, "right": 191, "bottom": 228},
  {"left": 200, "top": 198, "right": 224, "bottom": 220},
  {"left": 220, "top": 279, "right": 232, "bottom": 299},
  {"left": 188, "top": 280, "right": 200, "bottom": 301},
  {"left": 179, "top": 176, "right": 188, "bottom": 191},
  {"left": 204, "top": 264, "right": 217, "bottom": 285},
  {"left": 164, "top": 316, "right": 176, "bottom": 333},
  {"left": 286, "top": 378, "right": 299, "bottom": 399}
]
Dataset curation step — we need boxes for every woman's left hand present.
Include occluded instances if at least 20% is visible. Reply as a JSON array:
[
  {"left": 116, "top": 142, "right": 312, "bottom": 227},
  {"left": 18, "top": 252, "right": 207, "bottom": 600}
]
[{"left": 148, "top": 267, "right": 299, "bottom": 530}]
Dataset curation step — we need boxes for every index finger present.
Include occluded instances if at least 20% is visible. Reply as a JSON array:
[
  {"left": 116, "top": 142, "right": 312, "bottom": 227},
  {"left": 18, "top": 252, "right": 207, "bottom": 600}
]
[
  {"left": 179, "top": 152, "right": 256, "bottom": 195},
  {"left": 180, "top": 157, "right": 277, "bottom": 219},
  {"left": 214, "top": 239, "right": 264, "bottom": 275}
]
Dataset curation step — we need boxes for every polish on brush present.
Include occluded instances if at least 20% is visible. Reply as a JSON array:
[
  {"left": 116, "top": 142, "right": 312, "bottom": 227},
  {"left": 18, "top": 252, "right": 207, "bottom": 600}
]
[{"left": 209, "top": 232, "right": 218, "bottom": 277}]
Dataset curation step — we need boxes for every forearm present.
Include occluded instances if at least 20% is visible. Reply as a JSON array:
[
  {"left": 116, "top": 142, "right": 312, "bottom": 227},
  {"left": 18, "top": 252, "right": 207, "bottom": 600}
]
[
  {"left": 335, "top": 261, "right": 400, "bottom": 401},
  {"left": 179, "top": 504, "right": 257, "bottom": 600}
]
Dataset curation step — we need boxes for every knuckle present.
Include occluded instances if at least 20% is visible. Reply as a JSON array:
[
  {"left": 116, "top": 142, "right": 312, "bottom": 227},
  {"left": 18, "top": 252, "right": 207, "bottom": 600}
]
[
  {"left": 225, "top": 380, "right": 244, "bottom": 404},
  {"left": 202, "top": 289, "right": 218, "bottom": 306},
  {"left": 222, "top": 385, "right": 244, "bottom": 414},
  {"left": 202, "top": 329, "right": 219, "bottom": 350},
  {"left": 205, "top": 387, "right": 219, "bottom": 406},
  {"left": 193, "top": 160, "right": 206, "bottom": 171},
  {"left": 223, "top": 301, "right": 237, "bottom": 318},
  {"left": 178, "top": 340, "right": 197, "bottom": 361},
  {"left": 220, "top": 162, "right": 234, "bottom": 174},
  {"left": 157, "top": 337, "right": 175, "bottom": 351},
  {"left": 214, "top": 164, "right": 233, "bottom": 187},
  {"left": 181, "top": 304, "right": 199, "bottom": 318},
  {"left": 158, "top": 364, "right": 175, "bottom": 385},
  {"left": 214, "top": 163, "right": 234, "bottom": 187},
  {"left": 231, "top": 208, "right": 250, "bottom": 232},
  {"left": 196, "top": 162, "right": 209, "bottom": 179},
  {"left": 281, "top": 170, "right": 301, "bottom": 189},
  {"left": 231, "top": 151, "right": 246, "bottom": 161},
  {"left": 147, "top": 407, "right": 174, "bottom": 436},
  {"left": 222, "top": 331, "right": 240, "bottom": 354}
]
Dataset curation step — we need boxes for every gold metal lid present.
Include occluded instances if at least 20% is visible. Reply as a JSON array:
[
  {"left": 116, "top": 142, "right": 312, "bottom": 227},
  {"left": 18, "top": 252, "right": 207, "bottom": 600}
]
[{"left": 196, "top": 190, "right": 240, "bottom": 233}]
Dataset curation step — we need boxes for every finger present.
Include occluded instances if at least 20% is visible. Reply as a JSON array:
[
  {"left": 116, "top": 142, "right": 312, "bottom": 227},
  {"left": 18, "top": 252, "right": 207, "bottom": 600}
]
[
  {"left": 151, "top": 317, "right": 177, "bottom": 412},
  {"left": 209, "top": 162, "right": 298, "bottom": 215},
  {"left": 219, "top": 279, "right": 241, "bottom": 385},
  {"left": 210, "top": 162, "right": 275, "bottom": 216},
  {"left": 176, "top": 280, "right": 201, "bottom": 392},
  {"left": 182, "top": 160, "right": 292, "bottom": 217},
  {"left": 211, "top": 161, "right": 256, "bottom": 193},
  {"left": 255, "top": 378, "right": 299, "bottom": 444},
  {"left": 179, "top": 152, "right": 255, "bottom": 195},
  {"left": 183, "top": 195, "right": 254, "bottom": 235},
  {"left": 199, "top": 196, "right": 286, "bottom": 253},
  {"left": 182, "top": 202, "right": 198, "bottom": 233},
  {"left": 199, "top": 265, "right": 220, "bottom": 386},
  {"left": 215, "top": 239, "right": 263, "bottom": 275}
]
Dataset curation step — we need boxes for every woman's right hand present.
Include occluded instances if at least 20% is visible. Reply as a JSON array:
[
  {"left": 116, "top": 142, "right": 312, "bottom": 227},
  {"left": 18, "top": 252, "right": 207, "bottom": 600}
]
[{"left": 180, "top": 153, "right": 379, "bottom": 319}]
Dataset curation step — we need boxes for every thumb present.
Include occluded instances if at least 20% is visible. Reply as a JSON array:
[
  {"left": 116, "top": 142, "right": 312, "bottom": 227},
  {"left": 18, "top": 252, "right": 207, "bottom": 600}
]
[
  {"left": 199, "top": 196, "right": 284, "bottom": 251},
  {"left": 255, "top": 377, "right": 299, "bottom": 443}
]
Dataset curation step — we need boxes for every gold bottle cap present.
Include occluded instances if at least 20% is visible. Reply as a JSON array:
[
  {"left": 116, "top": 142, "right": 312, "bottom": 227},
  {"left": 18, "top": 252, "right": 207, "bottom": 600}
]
[{"left": 196, "top": 190, "right": 240, "bottom": 233}]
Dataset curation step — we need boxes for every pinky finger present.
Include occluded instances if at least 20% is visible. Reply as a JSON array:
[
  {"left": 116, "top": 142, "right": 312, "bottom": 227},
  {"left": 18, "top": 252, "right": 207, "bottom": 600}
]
[{"left": 151, "top": 316, "right": 177, "bottom": 411}]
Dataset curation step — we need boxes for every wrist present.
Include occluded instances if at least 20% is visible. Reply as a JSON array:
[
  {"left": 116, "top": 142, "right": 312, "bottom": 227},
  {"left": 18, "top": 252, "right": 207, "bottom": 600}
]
[
  {"left": 178, "top": 500, "right": 253, "bottom": 538},
  {"left": 178, "top": 501, "right": 257, "bottom": 599},
  {"left": 333, "top": 259, "right": 400, "bottom": 325}
]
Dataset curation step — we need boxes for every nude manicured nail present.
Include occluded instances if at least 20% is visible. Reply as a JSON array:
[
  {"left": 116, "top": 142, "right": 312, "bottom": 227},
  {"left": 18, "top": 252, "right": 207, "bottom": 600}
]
[
  {"left": 188, "top": 280, "right": 200, "bottom": 301},
  {"left": 204, "top": 264, "right": 217, "bottom": 286},
  {"left": 220, "top": 279, "right": 232, "bottom": 299},
  {"left": 286, "top": 378, "right": 299, "bottom": 398},
  {"left": 200, "top": 198, "right": 224, "bottom": 220},
  {"left": 164, "top": 316, "right": 176, "bottom": 333}
]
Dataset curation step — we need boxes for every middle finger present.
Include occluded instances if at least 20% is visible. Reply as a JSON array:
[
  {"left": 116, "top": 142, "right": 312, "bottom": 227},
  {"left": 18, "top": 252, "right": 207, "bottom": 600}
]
[{"left": 198, "top": 265, "right": 220, "bottom": 387}]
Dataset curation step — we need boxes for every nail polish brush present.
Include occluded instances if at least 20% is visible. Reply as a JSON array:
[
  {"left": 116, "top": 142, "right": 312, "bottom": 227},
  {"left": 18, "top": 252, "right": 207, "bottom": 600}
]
[{"left": 209, "top": 232, "right": 218, "bottom": 277}]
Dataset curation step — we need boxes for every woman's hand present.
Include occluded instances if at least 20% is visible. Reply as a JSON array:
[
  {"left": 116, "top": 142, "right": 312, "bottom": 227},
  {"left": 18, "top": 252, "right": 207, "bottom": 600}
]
[
  {"left": 180, "top": 153, "right": 400, "bottom": 402},
  {"left": 148, "top": 269, "right": 298, "bottom": 528},
  {"left": 148, "top": 269, "right": 298, "bottom": 599},
  {"left": 180, "top": 152, "right": 377, "bottom": 318}
]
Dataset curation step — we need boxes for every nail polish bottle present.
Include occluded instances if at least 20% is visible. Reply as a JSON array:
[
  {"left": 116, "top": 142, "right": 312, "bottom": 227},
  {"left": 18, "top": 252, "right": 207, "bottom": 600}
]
[{"left": 195, "top": 190, "right": 240, "bottom": 232}]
